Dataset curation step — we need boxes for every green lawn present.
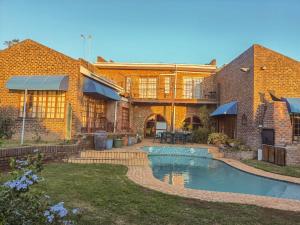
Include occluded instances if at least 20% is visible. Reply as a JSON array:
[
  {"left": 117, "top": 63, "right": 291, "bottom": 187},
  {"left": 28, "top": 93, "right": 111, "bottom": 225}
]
[
  {"left": 0, "top": 139, "right": 68, "bottom": 148},
  {"left": 19, "top": 163, "right": 299, "bottom": 225},
  {"left": 243, "top": 160, "right": 300, "bottom": 178}
]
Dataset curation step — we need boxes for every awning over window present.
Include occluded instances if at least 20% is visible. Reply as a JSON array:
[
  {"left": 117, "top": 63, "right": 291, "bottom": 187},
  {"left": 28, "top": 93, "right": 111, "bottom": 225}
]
[
  {"left": 282, "top": 98, "right": 300, "bottom": 113},
  {"left": 6, "top": 75, "right": 69, "bottom": 91},
  {"left": 210, "top": 101, "right": 238, "bottom": 117},
  {"left": 83, "top": 77, "right": 120, "bottom": 101}
]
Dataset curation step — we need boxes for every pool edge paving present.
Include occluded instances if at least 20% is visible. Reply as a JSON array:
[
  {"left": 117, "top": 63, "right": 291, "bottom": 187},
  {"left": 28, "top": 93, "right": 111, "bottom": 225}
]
[{"left": 68, "top": 139, "right": 300, "bottom": 212}]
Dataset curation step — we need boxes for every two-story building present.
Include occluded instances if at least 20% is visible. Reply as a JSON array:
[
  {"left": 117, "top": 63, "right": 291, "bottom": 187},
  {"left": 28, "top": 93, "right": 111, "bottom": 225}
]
[{"left": 94, "top": 60, "right": 217, "bottom": 137}]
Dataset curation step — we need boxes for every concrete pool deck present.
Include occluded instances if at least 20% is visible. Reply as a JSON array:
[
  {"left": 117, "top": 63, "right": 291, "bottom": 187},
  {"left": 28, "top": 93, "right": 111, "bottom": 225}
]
[{"left": 68, "top": 139, "right": 300, "bottom": 212}]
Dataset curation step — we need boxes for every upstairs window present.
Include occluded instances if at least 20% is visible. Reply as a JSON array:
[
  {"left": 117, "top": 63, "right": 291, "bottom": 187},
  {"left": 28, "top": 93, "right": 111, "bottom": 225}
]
[
  {"left": 164, "top": 77, "right": 171, "bottom": 94},
  {"left": 19, "top": 91, "right": 65, "bottom": 119},
  {"left": 139, "top": 77, "right": 157, "bottom": 98},
  {"left": 183, "top": 77, "right": 203, "bottom": 99},
  {"left": 125, "top": 77, "right": 131, "bottom": 93}
]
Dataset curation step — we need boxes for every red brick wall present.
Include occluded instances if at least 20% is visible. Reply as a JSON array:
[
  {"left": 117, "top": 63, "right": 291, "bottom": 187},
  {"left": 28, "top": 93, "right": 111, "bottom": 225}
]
[
  {"left": 216, "top": 46, "right": 256, "bottom": 147},
  {"left": 0, "top": 39, "right": 83, "bottom": 141},
  {"left": 216, "top": 44, "right": 300, "bottom": 149}
]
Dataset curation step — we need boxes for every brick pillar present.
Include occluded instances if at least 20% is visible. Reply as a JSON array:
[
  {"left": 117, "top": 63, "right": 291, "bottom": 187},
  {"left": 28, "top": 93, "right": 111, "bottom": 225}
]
[
  {"left": 263, "top": 101, "right": 292, "bottom": 146},
  {"left": 273, "top": 101, "right": 293, "bottom": 145}
]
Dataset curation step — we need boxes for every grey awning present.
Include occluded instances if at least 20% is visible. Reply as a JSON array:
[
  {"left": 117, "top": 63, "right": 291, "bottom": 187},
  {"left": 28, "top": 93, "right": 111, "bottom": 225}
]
[
  {"left": 6, "top": 75, "right": 69, "bottom": 91},
  {"left": 83, "top": 77, "right": 120, "bottom": 101}
]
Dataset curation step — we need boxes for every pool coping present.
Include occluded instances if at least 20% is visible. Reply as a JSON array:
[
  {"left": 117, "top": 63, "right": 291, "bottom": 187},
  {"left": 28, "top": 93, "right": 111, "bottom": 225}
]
[{"left": 126, "top": 143, "right": 300, "bottom": 212}]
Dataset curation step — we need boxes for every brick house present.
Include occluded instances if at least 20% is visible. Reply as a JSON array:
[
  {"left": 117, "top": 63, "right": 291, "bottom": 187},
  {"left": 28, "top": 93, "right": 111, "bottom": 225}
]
[
  {"left": 1, "top": 39, "right": 299, "bottom": 154},
  {"left": 0, "top": 39, "right": 130, "bottom": 141},
  {"left": 94, "top": 60, "right": 217, "bottom": 136},
  {"left": 211, "top": 44, "right": 300, "bottom": 150}
]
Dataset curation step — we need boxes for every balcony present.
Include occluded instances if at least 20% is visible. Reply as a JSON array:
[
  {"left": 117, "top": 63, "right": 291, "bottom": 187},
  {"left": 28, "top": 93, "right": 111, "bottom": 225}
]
[{"left": 130, "top": 90, "right": 217, "bottom": 104}]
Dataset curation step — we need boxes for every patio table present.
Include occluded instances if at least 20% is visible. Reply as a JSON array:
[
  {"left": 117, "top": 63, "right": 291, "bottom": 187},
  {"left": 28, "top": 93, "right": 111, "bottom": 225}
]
[{"left": 160, "top": 131, "right": 192, "bottom": 144}]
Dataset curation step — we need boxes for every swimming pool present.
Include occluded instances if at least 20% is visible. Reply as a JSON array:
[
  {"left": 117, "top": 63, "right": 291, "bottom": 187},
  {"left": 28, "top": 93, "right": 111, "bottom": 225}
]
[{"left": 142, "top": 146, "right": 300, "bottom": 201}]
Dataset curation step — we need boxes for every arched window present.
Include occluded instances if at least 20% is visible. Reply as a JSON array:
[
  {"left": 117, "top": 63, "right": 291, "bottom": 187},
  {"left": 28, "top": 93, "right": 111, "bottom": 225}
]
[{"left": 182, "top": 116, "right": 202, "bottom": 131}]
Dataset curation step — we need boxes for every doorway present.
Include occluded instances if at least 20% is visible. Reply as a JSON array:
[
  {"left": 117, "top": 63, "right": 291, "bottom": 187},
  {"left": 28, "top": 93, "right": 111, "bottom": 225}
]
[{"left": 144, "top": 114, "right": 167, "bottom": 137}]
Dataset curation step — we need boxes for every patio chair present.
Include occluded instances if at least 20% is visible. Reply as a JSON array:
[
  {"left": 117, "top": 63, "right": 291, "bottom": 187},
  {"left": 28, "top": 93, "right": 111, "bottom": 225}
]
[
  {"left": 174, "top": 132, "right": 185, "bottom": 144},
  {"left": 153, "top": 132, "right": 162, "bottom": 143}
]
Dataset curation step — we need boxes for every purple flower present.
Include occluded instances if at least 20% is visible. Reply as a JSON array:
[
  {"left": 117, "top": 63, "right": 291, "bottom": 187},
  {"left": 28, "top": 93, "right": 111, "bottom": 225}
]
[
  {"left": 72, "top": 208, "right": 79, "bottom": 214},
  {"left": 50, "top": 202, "right": 68, "bottom": 218},
  {"left": 47, "top": 214, "right": 54, "bottom": 223}
]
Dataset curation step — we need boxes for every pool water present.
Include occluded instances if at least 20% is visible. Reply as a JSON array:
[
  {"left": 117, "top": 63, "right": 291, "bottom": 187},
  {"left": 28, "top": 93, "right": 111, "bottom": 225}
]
[{"left": 142, "top": 146, "right": 300, "bottom": 201}]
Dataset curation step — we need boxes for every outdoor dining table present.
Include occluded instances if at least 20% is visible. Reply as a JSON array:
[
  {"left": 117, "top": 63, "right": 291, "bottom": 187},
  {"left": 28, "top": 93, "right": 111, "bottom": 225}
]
[{"left": 160, "top": 131, "right": 192, "bottom": 144}]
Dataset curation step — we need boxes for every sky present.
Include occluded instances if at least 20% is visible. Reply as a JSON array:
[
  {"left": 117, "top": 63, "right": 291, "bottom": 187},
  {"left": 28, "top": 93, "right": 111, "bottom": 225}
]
[{"left": 0, "top": 0, "right": 299, "bottom": 66}]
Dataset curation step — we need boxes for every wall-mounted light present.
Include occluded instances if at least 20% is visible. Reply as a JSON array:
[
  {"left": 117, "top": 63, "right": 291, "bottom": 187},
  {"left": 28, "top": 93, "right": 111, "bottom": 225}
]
[
  {"left": 240, "top": 67, "right": 250, "bottom": 72},
  {"left": 261, "top": 66, "right": 267, "bottom": 70}
]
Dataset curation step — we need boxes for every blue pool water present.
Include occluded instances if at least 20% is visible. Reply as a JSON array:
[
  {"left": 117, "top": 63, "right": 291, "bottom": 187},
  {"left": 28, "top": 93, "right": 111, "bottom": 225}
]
[{"left": 142, "top": 146, "right": 300, "bottom": 201}]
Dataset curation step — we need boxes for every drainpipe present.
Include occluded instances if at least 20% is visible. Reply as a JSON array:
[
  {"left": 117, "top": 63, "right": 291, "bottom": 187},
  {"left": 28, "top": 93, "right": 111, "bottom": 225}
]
[
  {"left": 21, "top": 89, "right": 27, "bottom": 145},
  {"left": 172, "top": 64, "right": 178, "bottom": 132},
  {"left": 113, "top": 101, "right": 118, "bottom": 133}
]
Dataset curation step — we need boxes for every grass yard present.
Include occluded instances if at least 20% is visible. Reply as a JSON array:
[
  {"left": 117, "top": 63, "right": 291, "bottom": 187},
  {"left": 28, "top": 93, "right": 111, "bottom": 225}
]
[
  {"left": 0, "top": 139, "right": 64, "bottom": 148},
  {"left": 243, "top": 159, "right": 300, "bottom": 178},
  {"left": 20, "top": 163, "right": 300, "bottom": 225}
]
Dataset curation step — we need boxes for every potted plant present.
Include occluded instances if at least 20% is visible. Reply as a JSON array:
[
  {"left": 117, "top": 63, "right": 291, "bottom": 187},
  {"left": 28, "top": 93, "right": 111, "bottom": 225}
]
[
  {"left": 128, "top": 134, "right": 135, "bottom": 146},
  {"left": 106, "top": 134, "right": 114, "bottom": 150},
  {"left": 123, "top": 134, "right": 129, "bottom": 146},
  {"left": 113, "top": 135, "right": 123, "bottom": 148}
]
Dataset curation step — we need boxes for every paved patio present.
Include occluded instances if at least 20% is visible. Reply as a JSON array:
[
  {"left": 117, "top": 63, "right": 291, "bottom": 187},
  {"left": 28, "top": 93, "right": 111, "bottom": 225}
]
[{"left": 67, "top": 139, "right": 300, "bottom": 212}]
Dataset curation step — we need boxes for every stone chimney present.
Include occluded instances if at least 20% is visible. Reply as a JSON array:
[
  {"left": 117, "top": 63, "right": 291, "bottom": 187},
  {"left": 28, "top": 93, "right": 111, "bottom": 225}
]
[
  {"left": 209, "top": 59, "right": 217, "bottom": 65},
  {"left": 97, "top": 56, "right": 107, "bottom": 62}
]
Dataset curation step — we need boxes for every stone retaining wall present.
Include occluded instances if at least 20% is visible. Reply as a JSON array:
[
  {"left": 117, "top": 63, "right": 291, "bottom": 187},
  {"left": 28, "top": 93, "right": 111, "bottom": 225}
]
[
  {"left": 0, "top": 144, "right": 82, "bottom": 170},
  {"left": 223, "top": 150, "right": 257, "bottom": 160}
]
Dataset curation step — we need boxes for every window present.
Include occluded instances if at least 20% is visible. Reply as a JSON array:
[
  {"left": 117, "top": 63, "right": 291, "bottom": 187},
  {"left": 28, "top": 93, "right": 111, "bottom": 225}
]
[
  {"left": 293, "top": 114, "right": 300, "bottom": 141},
  {"left": 125, "top": 77, "right": 131, "bottom": 93},
  {"left": 164, "top": 77, "right": 170, "bottom": 94},
  {"left": 139, "top": 77, "right": 157, "bottom": 98},
  {"left": 81, "top": 95, "right": 106, "bottom": 130},
  {"left": 183, "top": 77, "right": 203, "bottom": 99},
  {"left": 19, "top": 91, "right": 65, "bottom": 119},
  {"left": 121, "top": 107, "right": 130, "bottom": 131}
]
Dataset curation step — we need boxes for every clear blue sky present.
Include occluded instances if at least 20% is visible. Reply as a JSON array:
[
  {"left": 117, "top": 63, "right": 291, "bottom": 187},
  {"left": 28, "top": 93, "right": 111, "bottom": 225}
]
[{"left": 0, "top": 0, "right": 299, "bottom": 66}]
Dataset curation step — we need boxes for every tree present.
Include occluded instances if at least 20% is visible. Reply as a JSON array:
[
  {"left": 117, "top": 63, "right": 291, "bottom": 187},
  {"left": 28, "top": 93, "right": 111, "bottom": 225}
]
[
  {"left": 3, "top": 39, "right": 20, "bottom": 48},
  {"left": 198, "top": 105, "right": 215, "bottom": 131}
]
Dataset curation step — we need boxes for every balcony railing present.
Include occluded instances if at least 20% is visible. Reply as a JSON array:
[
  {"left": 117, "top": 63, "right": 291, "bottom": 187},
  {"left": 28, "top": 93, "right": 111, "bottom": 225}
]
[{"left": 128, "top": 88, "right": 217, "bottom": 104}]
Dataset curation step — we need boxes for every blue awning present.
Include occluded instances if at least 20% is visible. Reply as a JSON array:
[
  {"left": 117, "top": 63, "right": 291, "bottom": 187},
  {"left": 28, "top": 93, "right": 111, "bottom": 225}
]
[
  {"left": 83, "top": 77, "right": 120, "bottom": 101},
  {"left": 282, "top": 98, "right": 300, "bottom": 113},
  {"left": 6, "top": 75, "right": 69, "bottom": 91},
  {"left": 210, "top": 101, "right": 238, "bottom": 117}
]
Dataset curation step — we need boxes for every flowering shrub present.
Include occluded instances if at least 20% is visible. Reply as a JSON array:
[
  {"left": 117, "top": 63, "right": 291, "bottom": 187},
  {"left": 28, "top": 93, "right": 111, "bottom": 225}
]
[
  {"left": 207, "top": 132, "right": 229, "bottom": 145},
  {"left": 0, "top": 152, "right": 81, "bottom": 225}
]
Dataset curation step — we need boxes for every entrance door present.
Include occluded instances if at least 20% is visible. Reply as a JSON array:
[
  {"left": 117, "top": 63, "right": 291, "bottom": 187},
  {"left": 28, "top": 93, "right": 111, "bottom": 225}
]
[{"left": 145, "top": 114, "right": 167, "bottom": 137}]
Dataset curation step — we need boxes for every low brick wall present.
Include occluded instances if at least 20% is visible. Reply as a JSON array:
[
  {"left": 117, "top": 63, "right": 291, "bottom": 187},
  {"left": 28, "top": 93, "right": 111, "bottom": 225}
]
[
  {"left": 286, "top": 144, "right": 300, "bottom": 166},
  {"left": 223, "top": 150, "right": 257, "bottom": 160},
  {"left": 0, "top": 144, "right": 82, "bottom": 170}
]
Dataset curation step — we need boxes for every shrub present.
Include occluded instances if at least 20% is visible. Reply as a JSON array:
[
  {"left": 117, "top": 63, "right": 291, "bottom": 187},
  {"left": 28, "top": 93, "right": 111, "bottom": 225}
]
[
  {"left": 0, "top": 152, "right": 81, "bottom": 225},
  {"left": 192, "top": 127, "right": 210, "bottom": 144},
  {"left": 208, "top": 132, "right": 229, "bottom": 145},
  {"left": 225, "top": 138, "right": 252, "bottom": 151},
  {"left": 226, "top": 138, "right": 242, "bottom": 147},
  {"left": 0, "top": 116, "right": 15, "bottom": 139}
]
